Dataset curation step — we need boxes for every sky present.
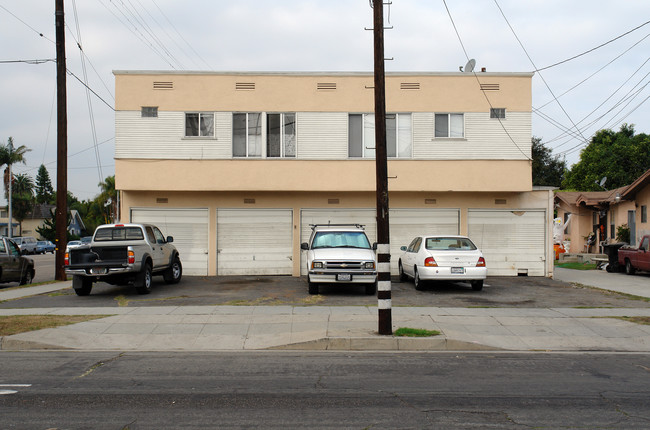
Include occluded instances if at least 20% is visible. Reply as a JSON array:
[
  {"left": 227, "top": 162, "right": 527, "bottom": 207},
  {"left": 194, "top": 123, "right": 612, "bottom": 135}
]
[{"left": 0, "top": 0, "right": 649, "bottom": 204}]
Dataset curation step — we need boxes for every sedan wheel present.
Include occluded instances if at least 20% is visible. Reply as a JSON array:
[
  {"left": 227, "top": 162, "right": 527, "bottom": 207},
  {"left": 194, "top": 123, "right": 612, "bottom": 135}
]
[
  {"left": 471, "top": 280, "right": 484, "bottom": 291},
  {"left": 398, "top": 262, "right": 408, "bottom": 282},
  {"left": 414, "top": 268, "right": 424, "bottom": 291}
]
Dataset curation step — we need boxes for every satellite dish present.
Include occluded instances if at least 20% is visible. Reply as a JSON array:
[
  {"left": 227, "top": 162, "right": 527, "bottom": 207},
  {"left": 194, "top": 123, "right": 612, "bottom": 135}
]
[
  {"left": 595, "top": 176, "right": 607, "bottom": 190},
  {"left": 464, "top": 59, "right": 476, "bottom": 73}
]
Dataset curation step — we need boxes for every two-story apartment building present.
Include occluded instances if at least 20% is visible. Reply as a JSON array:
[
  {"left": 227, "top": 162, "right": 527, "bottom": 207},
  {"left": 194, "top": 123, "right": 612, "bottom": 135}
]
[{"left": 114, "top": 71, "right": 553, "bottom": 277}]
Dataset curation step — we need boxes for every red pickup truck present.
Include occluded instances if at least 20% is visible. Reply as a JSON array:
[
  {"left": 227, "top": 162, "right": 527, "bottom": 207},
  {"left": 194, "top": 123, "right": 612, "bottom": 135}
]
[{"left": 618, "top": 235, "right": 650, "bottom": 275}]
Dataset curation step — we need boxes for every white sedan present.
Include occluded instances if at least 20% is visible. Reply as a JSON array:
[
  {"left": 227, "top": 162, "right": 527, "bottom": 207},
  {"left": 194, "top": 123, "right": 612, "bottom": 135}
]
[{"left": 398, "top": 235, "right": 487, "bottom": 291}]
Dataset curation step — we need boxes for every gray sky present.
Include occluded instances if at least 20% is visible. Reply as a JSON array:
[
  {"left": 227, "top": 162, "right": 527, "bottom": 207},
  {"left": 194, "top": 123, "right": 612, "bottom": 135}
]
[{"left": 1, "top": 0, "right": 649, "bottom": 204}]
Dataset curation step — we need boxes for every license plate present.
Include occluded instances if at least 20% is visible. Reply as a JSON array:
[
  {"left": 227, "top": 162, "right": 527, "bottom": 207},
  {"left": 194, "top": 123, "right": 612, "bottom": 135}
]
[
  {"left": 451, "top": 267, "right": 465, "bottom": 274},
  {"left": 337, "top": 273, "right": 352, "bottom": 281},
  {"left": 90, "top": 267, "right": 107, "bottom": 275}
]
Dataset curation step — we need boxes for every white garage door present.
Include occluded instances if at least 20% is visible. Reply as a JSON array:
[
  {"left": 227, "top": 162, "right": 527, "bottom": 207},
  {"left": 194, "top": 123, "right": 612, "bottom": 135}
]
[
  {"left": 130, "top": 208, "right": 209, "bottom": 276},
  {"left": 217, "top": 209, "right": 293, "bottom": 275},
  {"left": 300, "top": 209, "right": 376, "bottom": 276},
  {"left": 390, "top": 209, "right": 460, "bottom": 274},
  {"left": 468, "top": 209, "right": 546, "bottom": 276}
]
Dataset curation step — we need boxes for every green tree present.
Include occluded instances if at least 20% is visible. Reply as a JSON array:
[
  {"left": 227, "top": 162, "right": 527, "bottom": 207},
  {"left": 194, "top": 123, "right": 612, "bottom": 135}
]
[
  {"left": 11, "top": 173, "right": 34, "bottom": 235},
  {"left": 35, "top": 164, "right": 54, "bottom": 204},
  {"left": 0, "top": 137, "right": 31, "bottom": 197},
  {"left": 562, "top": 124, "right": 650, "bottom": 191},
  {"left": 532, "top": 136, "right": 567, "bottom": 187},
  {"left": 35, "top": 209, "right": 76, "bottom": 243}
]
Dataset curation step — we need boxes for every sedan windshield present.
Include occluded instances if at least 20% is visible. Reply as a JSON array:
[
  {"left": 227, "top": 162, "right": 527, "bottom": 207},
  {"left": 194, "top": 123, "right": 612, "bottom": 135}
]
[
  {"left": 426, "top": 237, "right": 477, "bottom": 251},
  {"left": 312, "top": 231, "right": 371, "bottom": 249}
]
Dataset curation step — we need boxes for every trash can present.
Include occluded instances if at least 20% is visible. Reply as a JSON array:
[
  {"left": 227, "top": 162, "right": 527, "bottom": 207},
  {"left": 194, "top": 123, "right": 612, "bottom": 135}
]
[{"left": 603, "top": 243, "right": 625, "bottom": 272}]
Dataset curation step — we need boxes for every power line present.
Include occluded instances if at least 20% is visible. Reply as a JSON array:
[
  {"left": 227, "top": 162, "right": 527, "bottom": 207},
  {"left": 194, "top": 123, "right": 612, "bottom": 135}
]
[{"left": 0, "top": 4, "right": 55, "bottom": 43}]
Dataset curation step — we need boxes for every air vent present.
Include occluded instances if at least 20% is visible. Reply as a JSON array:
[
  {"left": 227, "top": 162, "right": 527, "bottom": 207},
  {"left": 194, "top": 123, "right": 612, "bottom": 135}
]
[
  {"left": 400, "top": 82, "right": 420, "bottom": 90},
  {"left": 424, "top": 199, "right": 437, "bottom": 205},
  {"left": 236, "top": 82, "right": 256, "bottom": 90},
  {"left": 156, "top": 197, "right": 168, "bottom": 204},
  {"left": 495, "top": 198, "right": 507, "bottom": 205},
  {"left": 480, "top": 83, "right": 500, "bottom": 91},
  {"left": 328, "top": 198, "right": 340, "bottom": 204},
  {"left": 244, "top": 198, "right": 256, "bottom": 204},
  {"left": 153, "top": 81, "right": 173, "bottom": 90},
  {"left": 317, "top": 83, "right": 337, "bottom": 91}
]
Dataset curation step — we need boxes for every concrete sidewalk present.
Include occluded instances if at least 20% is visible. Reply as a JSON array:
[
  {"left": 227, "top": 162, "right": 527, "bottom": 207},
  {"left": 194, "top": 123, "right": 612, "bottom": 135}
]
[{"left": 1, "top": 271, "right": 650, "bottom": 352}]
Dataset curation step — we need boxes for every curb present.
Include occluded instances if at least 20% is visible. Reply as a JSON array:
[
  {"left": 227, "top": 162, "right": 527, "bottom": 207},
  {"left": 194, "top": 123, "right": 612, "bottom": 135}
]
[{"left": 268, "top": 337, "right": 502, "bottom": 351}]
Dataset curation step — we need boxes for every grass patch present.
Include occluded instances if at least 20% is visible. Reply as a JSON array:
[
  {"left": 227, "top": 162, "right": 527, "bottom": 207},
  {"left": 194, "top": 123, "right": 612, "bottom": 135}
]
[
  {"left": 0, "top": 315, "right": 107, "bottom": 336},
  {"left": 555, "top": 261, "right": 597, "bottom": 270},
  {"left": 221, "top": 295, "right": 326, "bottom": 306},
  {"left": 394, "top": 327, "right": 440, "bottom": 337},
  {"left": 616, "top": 316, "right": 650, "bottom": 326}
]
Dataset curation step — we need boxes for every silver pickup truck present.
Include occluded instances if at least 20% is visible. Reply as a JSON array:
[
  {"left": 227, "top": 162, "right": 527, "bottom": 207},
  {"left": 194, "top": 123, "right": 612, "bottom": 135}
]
[{"left": 64, "top": 223, "right": 182, "bottom": 296}]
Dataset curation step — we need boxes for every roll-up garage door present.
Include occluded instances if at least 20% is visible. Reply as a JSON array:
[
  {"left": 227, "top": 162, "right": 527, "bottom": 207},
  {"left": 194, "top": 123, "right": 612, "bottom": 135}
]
[
  {"left": 217, "top": 209, "right": 293, "bottom": 275},
  {"left": 130, "top": 208, "right": 209, "bottom": 276},
  {"left": 468, "top": 209, "right": 546, "bottom": 276},
  {"left": 300, "top": 209, "right": 376, "bottom": 276},
  {"left": 389, "top": 209, "right": 460, "bottom": 274}
]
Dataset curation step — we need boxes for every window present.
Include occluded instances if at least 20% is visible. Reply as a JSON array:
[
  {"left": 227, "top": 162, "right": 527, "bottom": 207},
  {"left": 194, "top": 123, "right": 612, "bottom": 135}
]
[
  {"left": 141, "top": 107, "right": 158, "bottom": 117},
  {"left": 490, "top": 108, "right": 505, "bottom": 119},
  {"left": 348, "top": 113, "right": 412, "bottom": 158},
  {"left": 267, "top": 113, "right": 296, "bottom": 158},
  {"left": 233, "top": 113, "right": 262, "bottom": 157},
  {"left": 434, "top": 113, "right": 464, "bottom": 138},
  {"left": 642, "top": 205, "right": 648, "bottom": 223},
  {"left": 185, "top": 113, "right": 214, "bottom": 137}
]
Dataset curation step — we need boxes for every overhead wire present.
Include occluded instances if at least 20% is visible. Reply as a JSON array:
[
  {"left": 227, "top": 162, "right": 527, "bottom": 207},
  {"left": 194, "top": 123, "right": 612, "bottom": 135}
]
[{"left": 441, "top": 0, "right": 531, "bottom": 160}]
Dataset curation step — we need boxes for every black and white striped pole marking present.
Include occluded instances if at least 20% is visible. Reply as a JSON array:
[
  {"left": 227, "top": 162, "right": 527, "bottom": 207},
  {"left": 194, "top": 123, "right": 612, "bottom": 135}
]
[{"left": 377, "top": 243, "right": 392, "bottom": 335}]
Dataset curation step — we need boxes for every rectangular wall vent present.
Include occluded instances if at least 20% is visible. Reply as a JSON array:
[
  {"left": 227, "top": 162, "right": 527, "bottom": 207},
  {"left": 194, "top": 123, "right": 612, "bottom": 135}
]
[
  {"left": 153, "top": 81, "right": 173, "bottom": 90},
  {"left": 236, "top": 82, "right": 256, "bottom": 90},
  {"left": 480, "top": 83, "right": 500, "bottom": 91},
  {"left": 400, "top": 82, "right": 420, "bottom": 90},
  {"left": 244, "top": 198, "right": 256, "bottom": 204},
  {"left": 317, "top": 83, "right": 337, "bottom": 91},
  {"left": 328, "top": 198, "right": 340, "bottom": 204},
  {"left": 156, "top": 197, "right": 168, "bottom": 204},
  {"left": 424, "top": 199, "right": 437, "bottom": 205},
  {"left": 495, "top": 198, "right": 507, "bottom": 205}
]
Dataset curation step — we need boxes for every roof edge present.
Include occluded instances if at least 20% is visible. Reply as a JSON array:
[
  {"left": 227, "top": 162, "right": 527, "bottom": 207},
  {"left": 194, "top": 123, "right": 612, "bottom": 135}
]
[{"left": 112, "top": 70, "right": 535, "bottom": 78}]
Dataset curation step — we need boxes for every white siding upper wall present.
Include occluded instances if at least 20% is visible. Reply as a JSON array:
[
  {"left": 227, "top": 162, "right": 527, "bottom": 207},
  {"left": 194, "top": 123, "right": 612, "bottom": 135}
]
[
  {"left": 116, "top": 110, "right": 530, "bottom": 160},
  {"left": 413, "top": 112, "right": 531, "bottom": 160},
  {"left": 115, "top": 111, "right": 232, "bottom": 159},
  {"left": 296, "top": 112, "right": 348, "bottom": 159}
]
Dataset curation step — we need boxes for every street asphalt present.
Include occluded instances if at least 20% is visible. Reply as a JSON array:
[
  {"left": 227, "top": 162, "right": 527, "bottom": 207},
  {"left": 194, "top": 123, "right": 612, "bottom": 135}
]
[{"left": 1, "top": 267, "right": 649, "bottom": 352}]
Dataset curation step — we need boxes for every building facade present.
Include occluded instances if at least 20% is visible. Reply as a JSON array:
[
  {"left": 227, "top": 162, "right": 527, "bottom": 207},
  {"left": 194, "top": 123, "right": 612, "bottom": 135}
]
[{"left": 114, "top": 71, "right": 553, "bottom": 277}]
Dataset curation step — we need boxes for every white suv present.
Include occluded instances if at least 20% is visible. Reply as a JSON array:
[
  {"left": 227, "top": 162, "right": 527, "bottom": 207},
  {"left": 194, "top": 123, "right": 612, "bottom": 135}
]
[{"left": 301, "top": 224, "right": 377, "bottom": 295}]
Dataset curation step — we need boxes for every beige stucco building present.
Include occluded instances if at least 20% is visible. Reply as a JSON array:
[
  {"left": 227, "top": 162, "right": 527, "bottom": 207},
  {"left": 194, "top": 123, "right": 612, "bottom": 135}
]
[{"left": 114, "top": 71, "right": 554, "bottom": 277}]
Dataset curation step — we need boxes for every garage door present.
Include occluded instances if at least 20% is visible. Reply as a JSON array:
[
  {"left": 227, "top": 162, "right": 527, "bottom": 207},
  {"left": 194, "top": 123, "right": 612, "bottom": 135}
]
[
  {"left": 390, "top": 209, "right": 460, "bottom": 274},
  {"left": 300, "top": 209, "right": 376, "bottom": 275},
  {"left": 217, "top": 209, "right": 293, "bottom": 275},
  {"left": 468, "top": 209, "right": 546, "bottom": 276},
  {"left": 130, "top": 208, "right": 209, "bottom": 276}
]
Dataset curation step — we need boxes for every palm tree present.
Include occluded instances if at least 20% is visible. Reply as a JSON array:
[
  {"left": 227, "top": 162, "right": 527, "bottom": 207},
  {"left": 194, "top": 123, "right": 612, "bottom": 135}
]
[
  {"left": 97, "top": 175, "right": 117, "bottom": 224},
  {"left": 0, "top": 137, "right": 31, "bottom": 237},
  {"left": 12, "top": 173, "right": 34, "bottom": 236}
]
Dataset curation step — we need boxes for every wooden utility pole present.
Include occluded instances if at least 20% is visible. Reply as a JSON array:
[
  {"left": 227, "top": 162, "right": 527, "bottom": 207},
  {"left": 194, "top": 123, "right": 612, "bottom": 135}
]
[
  {"left": 373, "top": 0, "right": 392, "bottom": 335},
  {"left": 55, "top": 0, "right": 68, "bottom": 280}
]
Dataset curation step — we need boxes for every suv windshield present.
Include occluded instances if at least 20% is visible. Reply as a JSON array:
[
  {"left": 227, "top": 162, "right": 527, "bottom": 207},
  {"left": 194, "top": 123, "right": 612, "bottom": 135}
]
[
  {"left": 94, "top": 227, "right": 144, "bottom": 242},
  {"left": 312, "top": 231, "right": 371, "bottom": 249}
]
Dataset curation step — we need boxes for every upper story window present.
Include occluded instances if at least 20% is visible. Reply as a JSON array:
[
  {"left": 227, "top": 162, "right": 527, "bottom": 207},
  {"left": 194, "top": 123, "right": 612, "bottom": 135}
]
[
  {"left": 434, "top": 113, "right": 464, "bottom": 138},
  {"left": 233, "top": 112, "right": 296, "bottom": 158},
  {"left": 141, "top": 106, "right": 158, "bottom": 118},
  {"left": 349, "top": 113, "right": 412, "bottom": 158},
  {"left": 267, "top": 113, "right": 296, "bottom": 158},
  {"left": 185, "top": 113, "right": 214, "bottom": 137},
  {"left": 490, "top": 108, "right": 506, "bottom": 119}
]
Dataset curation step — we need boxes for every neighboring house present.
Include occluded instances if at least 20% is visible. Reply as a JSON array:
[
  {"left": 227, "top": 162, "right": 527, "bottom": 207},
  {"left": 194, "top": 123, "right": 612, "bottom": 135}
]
[
  {"left": 0, "top": 208, "right": 19, "bottom": 237},
  {"left": 68, "top": 210, "right": 86, "bottom": 237},
  {"left": 113, "top": 71, "right": 554, "bottom": 277},
  {"left": 555, "top": 168, "right": 650, "bottom": 252},
  {"left": 0, "top": 204, "right": 88, "bottom": 240}
]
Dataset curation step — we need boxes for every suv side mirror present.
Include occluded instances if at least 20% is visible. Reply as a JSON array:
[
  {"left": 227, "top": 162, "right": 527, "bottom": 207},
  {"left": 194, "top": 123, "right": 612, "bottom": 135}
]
[
  {"left": 166, "top": 236, "right": 174, "bottom": 243},
  {"left": 372, "top": 242, "right": 377, "bottom": 250},
  {"left": 400, "top": 246, "right": 407, "bottom": 251},
  {"left": 300, "top": 242, "right": 309, "bottom": 250}
]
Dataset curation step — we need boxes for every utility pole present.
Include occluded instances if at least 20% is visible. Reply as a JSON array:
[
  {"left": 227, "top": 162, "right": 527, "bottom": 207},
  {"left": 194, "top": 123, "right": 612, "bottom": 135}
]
[
  {"left": 373, "top": 0, "right": 392, "bottom": 335},
  {"left": 55, "top": 0, "right": 68, "bottom": 281}
]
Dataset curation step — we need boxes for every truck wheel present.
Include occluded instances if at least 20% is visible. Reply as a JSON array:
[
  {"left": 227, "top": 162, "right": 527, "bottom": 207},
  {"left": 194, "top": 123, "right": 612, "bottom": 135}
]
[
  {"left": 625, "top": 260, "right": 636, "bottom": 275},
  {"left": 136, "top": 263, "right": 153, "bottom": 294},
  {"left": 163, "top": 256, "right": 182, "bottom": 284},
  {"left": 308, "top": 278, "right": 318, "bottom": 295},
  {"left": 19, "top": 269, "right": 33, "bottom": 286},
  {"left": 365, "top": 281, "right": 377, "bottom": 295},
  {"left": 72, "top": 275, "right": 93, "bottom": 296}
]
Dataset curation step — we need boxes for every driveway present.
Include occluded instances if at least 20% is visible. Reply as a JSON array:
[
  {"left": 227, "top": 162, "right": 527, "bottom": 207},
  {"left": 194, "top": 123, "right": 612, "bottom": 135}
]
[{"left": 1, "top": 272, "right": 648, "bottom": 309}]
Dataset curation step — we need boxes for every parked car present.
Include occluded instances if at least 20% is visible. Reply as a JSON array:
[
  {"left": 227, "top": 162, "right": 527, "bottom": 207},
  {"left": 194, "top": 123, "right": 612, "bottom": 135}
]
[
  {"left": 301, "top": 224, "right": 377, "bottom": 295},
  {"left": 66, "top": 240, "right": 82, "bottom": 251},
  {"left": 13, "top": 236, "right": 38, "bottom": 255},
  {"left": 618, "top": 235, "right": 650, "bottom": 275},
  {"left": 0, "top": 237, "right": 35, "bottom": 285},
  {"left": 398, "top": 235, "right": 487, "bottom": 291},
  {"left": 36, "top": 240, "right": 56, "bottom": 254}
]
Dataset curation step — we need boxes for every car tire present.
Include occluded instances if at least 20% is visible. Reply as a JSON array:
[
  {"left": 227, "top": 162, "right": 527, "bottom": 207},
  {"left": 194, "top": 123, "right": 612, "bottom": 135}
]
[
  {"left": 471, "top": 280, "right": 484, "bottom": 291},
  {"left": 72, "top": 275, "right": 93, "bottom": 296},
  {"left": 308, "top": 278, "right": 319, "bottom": 295},
  {"left": 135, "top": 262, "right": 153, "bottom": 294},
  {"left": 398, "top": 261, "right": 408, "bottom": 282},
  {"left": 625, "top": 260, "right": 636, "bottom": 276},
  {"left": 163, "top": 255, "right": 182, "bottom": 284},
  {"left": 19, "top": 269, "right": 33, "bottom": 286},
  {"left": 414, "top": 268, "right": 425, "bottom": 291},
  {"left": 365, "top": 281, "right": 377, "bottom": 296}
]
